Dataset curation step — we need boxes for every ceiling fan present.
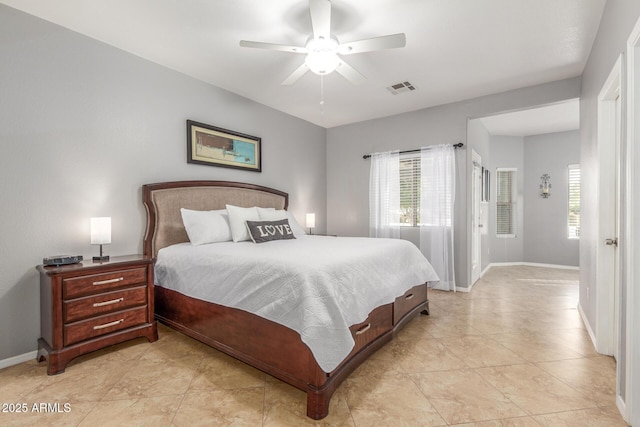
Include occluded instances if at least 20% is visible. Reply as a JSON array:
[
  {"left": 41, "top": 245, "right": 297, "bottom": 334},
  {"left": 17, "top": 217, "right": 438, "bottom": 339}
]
[{"left": 239, "top": 0, "right": 406, "bottom": 86}]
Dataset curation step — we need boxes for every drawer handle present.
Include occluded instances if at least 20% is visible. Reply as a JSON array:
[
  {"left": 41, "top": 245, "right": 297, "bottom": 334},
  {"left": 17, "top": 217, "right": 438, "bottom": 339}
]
[
  {"left": 93, "top": 277, "right": 124, "bottom": 286},
  {"left": 355, "top": 323, "right": 371, "bottom": 335},
  {"left": 405, "top": 293, "right": 415, "bottom": 300},
  {"left": 93, "top": 297, "right": 124, "bottom": 308},
  {"left": 93, "top": 319, "right": 124, "bottom": 330}
]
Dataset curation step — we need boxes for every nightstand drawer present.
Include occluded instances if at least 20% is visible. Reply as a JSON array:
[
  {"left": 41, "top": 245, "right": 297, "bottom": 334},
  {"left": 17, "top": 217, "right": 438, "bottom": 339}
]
[
  {"left": 64, "top": 306, "right": 148, "bottom": 346},
  {"left": 63, "top": 267, "right": 147, "bottom": 299},
  {"left": 63, "top": 286, "right": 148, "bottom": 323},
  {"left": 393, "top": 284, "right": 427, "bottom": 324}
]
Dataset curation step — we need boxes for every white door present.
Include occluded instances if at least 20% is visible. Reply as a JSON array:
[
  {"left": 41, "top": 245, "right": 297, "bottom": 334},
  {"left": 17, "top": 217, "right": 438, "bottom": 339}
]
[{"left": 471, "top": 150, "right": 482, "bottom": 285}]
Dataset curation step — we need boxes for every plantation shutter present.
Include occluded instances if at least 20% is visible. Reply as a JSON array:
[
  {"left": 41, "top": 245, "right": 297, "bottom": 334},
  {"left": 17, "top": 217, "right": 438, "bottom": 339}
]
[
  {"left": 568, "top": 164, "right": 580, "bottom": 238},
  {"left": 496, "top": 169, "right": 515, "bottom": 236}
]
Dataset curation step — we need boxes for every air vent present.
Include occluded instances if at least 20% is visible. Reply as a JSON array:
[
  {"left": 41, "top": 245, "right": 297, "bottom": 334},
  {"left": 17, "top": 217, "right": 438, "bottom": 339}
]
[{"left": 386, "top": 81, "right": 416, "bottom": 95}]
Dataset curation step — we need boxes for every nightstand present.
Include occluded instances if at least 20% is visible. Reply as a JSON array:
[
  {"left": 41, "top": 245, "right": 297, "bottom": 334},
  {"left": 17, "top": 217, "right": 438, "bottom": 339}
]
[{"left": 36, "top": 255, "right": 158, "bottom": 375}]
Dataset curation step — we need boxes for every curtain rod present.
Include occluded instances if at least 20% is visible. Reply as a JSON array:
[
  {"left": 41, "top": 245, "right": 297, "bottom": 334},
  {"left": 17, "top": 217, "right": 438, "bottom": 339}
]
[{"left": 362, "top": 143, "right": 464, "bottom": 160}]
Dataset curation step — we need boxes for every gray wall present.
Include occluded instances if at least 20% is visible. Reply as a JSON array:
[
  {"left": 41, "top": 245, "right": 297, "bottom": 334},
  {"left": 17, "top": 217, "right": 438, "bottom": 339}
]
[
  {"left": 0, "top": 6, "right": 326, "bottom": 361},
  {"left": 579, "top": 0, "right": 640, "bottom": 419},
  {"left": 487, "top": 136, "right": 525, "bottom": 263},
  {"left": 327, "top": 77, "right": 581, "bottom": 289},
  {"left": 523, "top": 131, "right": 580, "bottom": 266}
]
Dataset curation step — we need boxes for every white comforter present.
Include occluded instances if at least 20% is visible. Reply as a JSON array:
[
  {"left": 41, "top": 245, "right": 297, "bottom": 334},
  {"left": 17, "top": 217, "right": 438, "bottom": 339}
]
[{"left": 154, "top": 235, "right": 439, "bottom": 372}]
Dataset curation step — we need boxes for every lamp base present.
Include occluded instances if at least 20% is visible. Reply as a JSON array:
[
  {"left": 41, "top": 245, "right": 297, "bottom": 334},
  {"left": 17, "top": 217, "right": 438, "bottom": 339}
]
[{"left": 93, "top": 244, "right": 109, "bottom": 262}]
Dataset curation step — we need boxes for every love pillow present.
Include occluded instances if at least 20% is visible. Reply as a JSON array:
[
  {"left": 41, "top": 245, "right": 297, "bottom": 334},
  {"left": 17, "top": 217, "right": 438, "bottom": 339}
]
[{"left": 245, "top": 219, "right": 296, "bottom": 244}]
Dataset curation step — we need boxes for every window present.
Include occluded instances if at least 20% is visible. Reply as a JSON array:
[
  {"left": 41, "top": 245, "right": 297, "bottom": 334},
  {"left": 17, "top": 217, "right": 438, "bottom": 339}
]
[
  {"left": 496, "top": 168, "right": 516, "bottom": 237},
  {"left": 399, "top": 156, "right": 420, "bottom": 226},
  {"left": 399, "top": 153, "right": 453, "bottom": 227},
  {"left": 568, "top": 164, "right": 580, "bottom": 239}
]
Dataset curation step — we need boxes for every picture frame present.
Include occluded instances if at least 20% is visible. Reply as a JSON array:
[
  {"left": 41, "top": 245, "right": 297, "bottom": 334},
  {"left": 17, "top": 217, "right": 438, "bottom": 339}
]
[{"left": 187, "top": 120, "right": 261, "bottom": 172}]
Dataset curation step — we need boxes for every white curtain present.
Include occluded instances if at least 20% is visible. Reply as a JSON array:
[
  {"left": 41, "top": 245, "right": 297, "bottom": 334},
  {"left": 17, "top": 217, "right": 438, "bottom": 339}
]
[
  {"left": 420, "top": 145, "right": 456, "bottom": 291},
  {"left": 369, "top": 150, "right": 400, "bottom": 238}
]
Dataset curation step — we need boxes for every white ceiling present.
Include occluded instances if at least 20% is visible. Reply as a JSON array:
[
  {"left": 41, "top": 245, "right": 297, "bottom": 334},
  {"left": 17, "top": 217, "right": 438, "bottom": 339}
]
[
  {"left": 1, "top": 0, "right": 606, "bottom": 129},
  {"left": 479, "top": 99, "right": 580, "bottom": 137}
]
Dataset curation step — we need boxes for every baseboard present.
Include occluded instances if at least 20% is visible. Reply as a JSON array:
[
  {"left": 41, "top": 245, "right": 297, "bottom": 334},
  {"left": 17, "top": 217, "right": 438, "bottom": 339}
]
[
  {"left": 487, "top": 262, "right": 579, "bottom": 271},
  {"left": 480, "top": 264, "right": 492, "bottom": 278},
  {"left": 577, "top": 301, "right": 598, "bottom": 351},
  {"left": 616, "top": 394, "right": 628, "bottom": 424},
  {"left": 0, "top": 350, "right": 37, "bottom": 370},
  {"left": 469, "top": 262, "right": 578, "bottom": 291},
  {"left": 431, "top": 283, "right": 473, "bottom": 293},
  {"left": 486, "top": 262, "right": 523, "bottom": 267}
]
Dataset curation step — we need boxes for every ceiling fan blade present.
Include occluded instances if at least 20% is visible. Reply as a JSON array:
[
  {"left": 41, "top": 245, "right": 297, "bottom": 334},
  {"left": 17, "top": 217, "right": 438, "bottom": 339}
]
[
  {"left": 335, "top": 59, "right": 366, "bottom": 85},
  {"left": 309, "top": 0, "right": 331, "bottom": 40},
  {"left": 240, "top": 40, "right": 307, "bottom": 54},
  {"left": 282, "top": 63, "right": 310, "bottom": 86},
  {"left": 337, "top": 33, "right": 406, "bottom": 55}
]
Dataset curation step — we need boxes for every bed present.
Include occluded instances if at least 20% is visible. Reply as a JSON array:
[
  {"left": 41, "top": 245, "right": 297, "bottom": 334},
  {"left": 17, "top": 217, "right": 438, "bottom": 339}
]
[{"left": 142, "top": 180, "right": 438, "bottom": 419}]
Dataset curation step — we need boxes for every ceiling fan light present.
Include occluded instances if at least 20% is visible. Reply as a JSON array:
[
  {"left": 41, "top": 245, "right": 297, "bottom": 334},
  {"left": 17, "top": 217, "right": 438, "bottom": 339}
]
[{"left": 305, "top": 51, "right": 340, "bottom": 75}]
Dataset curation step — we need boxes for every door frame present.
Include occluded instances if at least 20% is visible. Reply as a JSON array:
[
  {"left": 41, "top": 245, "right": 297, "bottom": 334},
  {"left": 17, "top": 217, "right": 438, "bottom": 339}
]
[
  {"left": 595, "top": 54, "right": 621, "bottom": 358},
  {"left": 470, "top": 149, "right": 482, "bottom": 285},
  {"left": 624, "top": 15, "right": 640, "bottom": 425}
]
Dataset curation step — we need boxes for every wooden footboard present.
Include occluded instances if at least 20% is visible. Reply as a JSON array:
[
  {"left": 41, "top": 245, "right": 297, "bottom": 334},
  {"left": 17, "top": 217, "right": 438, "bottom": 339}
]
[
  {"left": 154, "top": 283, "right": 429, "bottom": 419},
  {"left": 155, "top": 286, "right": 323, "bottom": 391}
]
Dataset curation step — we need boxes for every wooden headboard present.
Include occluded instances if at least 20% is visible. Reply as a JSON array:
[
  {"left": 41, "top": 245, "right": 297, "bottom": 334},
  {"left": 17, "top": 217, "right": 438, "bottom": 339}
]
[{"left": 142, "top": 180, "right": 289, "bottom": 258}]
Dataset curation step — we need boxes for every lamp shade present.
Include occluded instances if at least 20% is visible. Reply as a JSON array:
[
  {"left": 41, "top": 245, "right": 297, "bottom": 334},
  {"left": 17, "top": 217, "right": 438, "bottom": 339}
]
[
  {"left": 306, "top": 213, "right": 316, "bottom": 229},
  {"left": 90, "top": 217, "right": 111, "bottom": 245}
]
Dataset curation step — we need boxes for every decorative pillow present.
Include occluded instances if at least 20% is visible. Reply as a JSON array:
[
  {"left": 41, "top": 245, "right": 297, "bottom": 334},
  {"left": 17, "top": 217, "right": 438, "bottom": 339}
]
[
  {"left": 180, "top": 208, "right": 232, "bottom": 245},
  {"left": 246, "top": 219, "right": 296, "bottom": 243},
  {"left": 226, "top": 204, "right": 260, "bottom": 242}
]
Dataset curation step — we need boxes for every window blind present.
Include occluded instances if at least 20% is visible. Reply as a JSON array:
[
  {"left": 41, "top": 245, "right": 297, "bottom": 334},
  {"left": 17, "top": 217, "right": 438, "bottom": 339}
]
[
  {"left": 496, "top": 169, "right": 515, "bottom": 236},
  {"left": 399, "top": 154, "right": 453, "bottom": 227},
  {"left": 399, "top": 156, "right": 420, "bottom": 226},
  {"left": 568, "top": 164, "right": 580, "bottom": 239}
]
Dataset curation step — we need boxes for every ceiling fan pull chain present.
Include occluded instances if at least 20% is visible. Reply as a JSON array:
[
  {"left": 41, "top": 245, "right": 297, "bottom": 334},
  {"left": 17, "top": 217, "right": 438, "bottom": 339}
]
[{"left": 320, "top": 75, "right": 325, "bottom": 114}]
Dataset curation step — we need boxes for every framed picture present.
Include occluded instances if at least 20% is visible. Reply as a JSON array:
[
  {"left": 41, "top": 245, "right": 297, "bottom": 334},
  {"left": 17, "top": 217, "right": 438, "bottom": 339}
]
[{"left": 187, "top": 120, "right": 261, "bottom": 172}]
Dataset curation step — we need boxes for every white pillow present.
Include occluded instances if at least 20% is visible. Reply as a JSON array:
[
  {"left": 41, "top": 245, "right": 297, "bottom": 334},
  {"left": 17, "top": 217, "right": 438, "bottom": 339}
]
[
  {"left": 256, "top": 207, "right": 305, "bottom": 236},
  {"left": 285, "top": 211, "right": 307, "bottom": 236},
  {"left": 226, "top": 204, "right": 260, "bottom": 242},
  {"left": 257, "top": 207, "right": 287, "bottom": 221},
  {"left": 180, "top": 208, "right": 232, "bottom": 245}
]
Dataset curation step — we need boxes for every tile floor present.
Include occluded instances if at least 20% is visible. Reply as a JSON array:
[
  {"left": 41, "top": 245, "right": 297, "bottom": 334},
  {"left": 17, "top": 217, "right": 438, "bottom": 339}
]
[{"left": 0, "top": 266, "right": 628, "bottom": 426}]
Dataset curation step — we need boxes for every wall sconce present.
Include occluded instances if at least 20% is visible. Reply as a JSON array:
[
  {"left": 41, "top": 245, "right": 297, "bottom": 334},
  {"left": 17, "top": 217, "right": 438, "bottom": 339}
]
[
  {"left": 91, "top": 217, "right": 111, "bottom": 261},
  {"left": 306, "top": 213, "right": 316, "bottom": 235},
  {"left": 540, "top": 174, "right": 551, "bottom": 198}
]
